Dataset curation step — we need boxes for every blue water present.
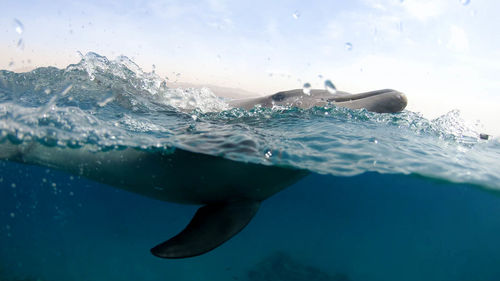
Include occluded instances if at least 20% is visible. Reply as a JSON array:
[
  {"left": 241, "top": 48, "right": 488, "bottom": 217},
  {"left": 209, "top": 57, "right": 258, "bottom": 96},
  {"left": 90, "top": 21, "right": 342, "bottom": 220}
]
[{"left": 1, "top": 53, "right": 500, "bottom": 281}]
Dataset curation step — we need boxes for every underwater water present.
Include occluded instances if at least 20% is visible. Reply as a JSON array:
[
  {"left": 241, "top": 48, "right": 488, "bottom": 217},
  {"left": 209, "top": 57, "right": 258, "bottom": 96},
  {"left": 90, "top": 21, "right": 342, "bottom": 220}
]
[{"left": 0, "top": 53, "right": 500, "bottom": 281}]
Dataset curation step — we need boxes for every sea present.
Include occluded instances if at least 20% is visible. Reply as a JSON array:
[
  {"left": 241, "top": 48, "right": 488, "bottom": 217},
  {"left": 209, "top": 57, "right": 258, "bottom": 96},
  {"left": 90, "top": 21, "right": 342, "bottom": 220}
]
[{"left": 0, "top": 52, "right": 499, "bottom": 281}]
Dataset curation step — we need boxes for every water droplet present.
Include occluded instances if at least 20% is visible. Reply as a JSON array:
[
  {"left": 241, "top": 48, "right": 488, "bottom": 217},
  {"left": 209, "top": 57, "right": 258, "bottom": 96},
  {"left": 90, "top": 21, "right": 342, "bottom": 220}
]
[
  {"left": 318, "top": 74, "right": 323, "bottom": 79},
  {"left": 302, "top": 83, "right": 312, "bottom": 95},
  {"left": 460, "top": 0, "right": 470, "bottom": 5},
  {"left": 8, "top": 61, "right": 14, "bottom": 67},
  {"left": 13, "top": 19, "right": 24, "bottom": 34},
  {"left": 191, "top": 115, "right": 198, "bottom": 121},
  {"left": 17, "top": 39, "right": 24, "bottom": 49},
  {"left": 344, "top": 42, "right": 353, "bottom": 51},
  {"left": 324, "top": 80, "right": 337, "bottom": 94},
  {"left": 44, "top": 89, "right": 51, "bottom": 95},
  {"left": 292, "top": 11, "right": 300, "bottom": 20}
]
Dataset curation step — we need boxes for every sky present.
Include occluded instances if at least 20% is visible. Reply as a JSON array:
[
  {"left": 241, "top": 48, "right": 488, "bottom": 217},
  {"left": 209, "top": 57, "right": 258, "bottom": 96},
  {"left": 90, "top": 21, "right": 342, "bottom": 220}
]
[{"left": 1, "top": 0, "right": 499, "bottom": 134}]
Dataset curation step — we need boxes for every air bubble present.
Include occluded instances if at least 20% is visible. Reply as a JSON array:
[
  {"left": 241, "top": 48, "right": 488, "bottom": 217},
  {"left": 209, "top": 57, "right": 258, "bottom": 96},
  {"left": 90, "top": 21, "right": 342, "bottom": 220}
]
[
  {"left": 302, "top": 83, "right": 312, "bottom": 95},
  {"left": 265, "top": 150, "right": 273, "bottom": 159},
  {"left": 324, "top": 80, "right": 337, "bottom": 94},
  {"left": 60, "top": 84, "right": 73, "bottom": 96},
  {"left": 344, "top": 42, "right": 353, "bottom": 51},
  {"left": 97, "top": 95, "right": 115, "bottom": 107}
]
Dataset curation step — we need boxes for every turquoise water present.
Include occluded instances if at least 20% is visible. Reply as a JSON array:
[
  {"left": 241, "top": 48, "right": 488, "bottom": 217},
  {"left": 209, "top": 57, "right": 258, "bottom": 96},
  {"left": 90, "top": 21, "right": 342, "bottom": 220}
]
[{"left": 1, "top": 53, "right": 500, "bottom": 280}]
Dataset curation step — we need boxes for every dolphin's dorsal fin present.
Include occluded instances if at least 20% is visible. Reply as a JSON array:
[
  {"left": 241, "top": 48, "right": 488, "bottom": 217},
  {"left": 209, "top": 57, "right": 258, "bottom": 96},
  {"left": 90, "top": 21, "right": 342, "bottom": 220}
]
[{"left": 151, "top": 200, "right": 260, "bottom": 259}]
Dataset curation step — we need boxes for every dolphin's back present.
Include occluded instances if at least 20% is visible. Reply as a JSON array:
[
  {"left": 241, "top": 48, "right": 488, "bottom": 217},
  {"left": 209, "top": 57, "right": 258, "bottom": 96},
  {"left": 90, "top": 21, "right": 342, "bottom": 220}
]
[{"left": 229, "top": 88, "right": 407, "bottom": 113}]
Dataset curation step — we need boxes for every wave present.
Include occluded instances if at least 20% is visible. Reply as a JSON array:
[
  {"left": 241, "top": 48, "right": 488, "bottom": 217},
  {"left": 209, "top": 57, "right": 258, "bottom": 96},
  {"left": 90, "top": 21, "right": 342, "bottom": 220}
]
[{"left": 0, "top": 52, "right": 499, "bottom": 190}]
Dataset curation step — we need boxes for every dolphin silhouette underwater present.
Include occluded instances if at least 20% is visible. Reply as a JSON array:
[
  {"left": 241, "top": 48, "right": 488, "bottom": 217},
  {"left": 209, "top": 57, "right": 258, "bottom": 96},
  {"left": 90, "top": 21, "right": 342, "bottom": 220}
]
[{"left": 0, "top": 87, "right": 407, "bottom": 259}]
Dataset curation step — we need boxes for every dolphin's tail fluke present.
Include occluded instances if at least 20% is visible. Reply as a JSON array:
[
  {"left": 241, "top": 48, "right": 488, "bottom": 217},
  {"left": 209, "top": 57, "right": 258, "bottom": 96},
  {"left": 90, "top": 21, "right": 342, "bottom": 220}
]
[{"left": 150, "top": 200, "right": 260, "bottom": 259}]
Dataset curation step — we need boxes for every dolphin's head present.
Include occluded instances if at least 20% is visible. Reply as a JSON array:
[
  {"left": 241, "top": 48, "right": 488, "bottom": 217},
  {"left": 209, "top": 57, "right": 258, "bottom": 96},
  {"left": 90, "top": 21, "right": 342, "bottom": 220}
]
[
  {"left": 383, "top": 89, "right": 408, "bottom": 113},
  {"left": 368, "top": 89, "right": 407, "bottom": 113}
]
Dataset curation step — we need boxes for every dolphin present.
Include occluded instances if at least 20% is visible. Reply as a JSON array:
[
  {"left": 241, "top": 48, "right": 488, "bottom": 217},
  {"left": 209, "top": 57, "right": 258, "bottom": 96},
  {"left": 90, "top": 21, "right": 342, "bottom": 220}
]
[
  {"left": 229, "top": 89, "right": 408, "bottom": 113},
  {"left": 0, "top": 87, "right": 407, "bottom": 259},
  {"left": 0, "top": 140, "right": 307, "bottom": 258}
]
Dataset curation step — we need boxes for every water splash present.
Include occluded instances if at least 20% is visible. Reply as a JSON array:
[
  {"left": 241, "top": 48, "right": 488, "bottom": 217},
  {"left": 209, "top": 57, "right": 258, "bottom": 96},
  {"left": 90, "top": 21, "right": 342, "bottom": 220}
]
[{"left": 66, "top": 52, "right": 228, "bottom": 112}]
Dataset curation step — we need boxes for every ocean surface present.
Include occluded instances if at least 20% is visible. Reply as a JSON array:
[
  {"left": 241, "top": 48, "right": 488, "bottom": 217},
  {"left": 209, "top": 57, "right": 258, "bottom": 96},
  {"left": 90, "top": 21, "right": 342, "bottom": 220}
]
[{"left": 1, "top": 53, "right": 500, "bottom": 281}]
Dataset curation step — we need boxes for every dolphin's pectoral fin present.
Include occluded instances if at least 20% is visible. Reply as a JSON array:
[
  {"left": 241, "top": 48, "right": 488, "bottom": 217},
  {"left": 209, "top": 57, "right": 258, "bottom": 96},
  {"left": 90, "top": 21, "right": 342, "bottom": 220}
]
[{"left": 150, "top": 200, "right": 260, "bottom": 259}]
